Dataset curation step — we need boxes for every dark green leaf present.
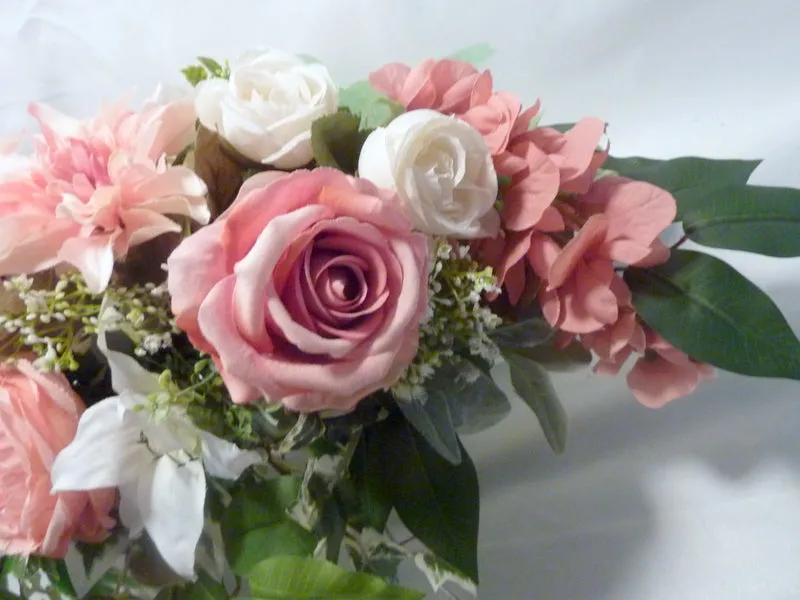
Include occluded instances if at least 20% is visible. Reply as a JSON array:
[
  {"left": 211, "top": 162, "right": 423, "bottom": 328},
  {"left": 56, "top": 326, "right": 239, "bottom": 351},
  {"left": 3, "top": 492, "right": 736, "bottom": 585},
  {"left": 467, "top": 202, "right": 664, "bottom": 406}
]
[
  {"left": 490, "top": 316, "right": 555, "bottom": 351},
  {"left": 513, "top": 338, "right": 593, "bottom": 372},
  {"left": 374, "top": 414, "right": 480, "bottom": 583},
  {"left": 165, "top": 571, "right": 228, "bottom": 600},
  {"left": 441, "top": 362, "right": 512, "bottom": 435},
  {"left": 311, "top": 110, "right": 370, "bottom": 174},
  {"left": 351, "top": 432, "right": 393, "bottom": 531},
  {"left": 397, "top": 388, "right": 461, "bottom": 465},
  {"left": 338, "top": 81, "right": 405, "bottom": 130},
  {"left": 319, "top": 495, "right": 346, "bottom": 563},
  {"left": 504, "top": 351, "right": 568, "bottom": 453},
  {"left": 680, "top": 184, "right": 800, "bottom": 257},
  {"left": 0, "top": 592, "right": 18, "bottom": 600},
  {"left": 602, "top": 155, "right": 762, "bottom": 215},
  {"left": 223, "top": 476, "right": 316, "bottom": 575},
  {"left": 248, "top": 556, "right": 425, "bottom": 600},
  {"left": 626, "top": 250, "right": 800, "bottom": 379}
]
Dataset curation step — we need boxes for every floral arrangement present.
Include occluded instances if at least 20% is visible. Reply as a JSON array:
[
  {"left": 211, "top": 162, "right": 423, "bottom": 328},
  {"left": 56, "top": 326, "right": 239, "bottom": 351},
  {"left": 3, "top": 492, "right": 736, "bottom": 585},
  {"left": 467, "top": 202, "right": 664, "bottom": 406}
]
[{"left": 1, "top": 46, "right": 799, "bottom": 599}]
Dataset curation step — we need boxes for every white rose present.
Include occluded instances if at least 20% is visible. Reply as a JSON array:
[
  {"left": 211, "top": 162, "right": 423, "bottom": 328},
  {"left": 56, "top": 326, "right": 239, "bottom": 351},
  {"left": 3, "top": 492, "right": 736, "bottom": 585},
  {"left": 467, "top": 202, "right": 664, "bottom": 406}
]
[
  {"left": 194, "top": 50, "right": 338, "bottom": 169},
  {"left": 358, "top": 109, "right": 500, "bottom": 239}
]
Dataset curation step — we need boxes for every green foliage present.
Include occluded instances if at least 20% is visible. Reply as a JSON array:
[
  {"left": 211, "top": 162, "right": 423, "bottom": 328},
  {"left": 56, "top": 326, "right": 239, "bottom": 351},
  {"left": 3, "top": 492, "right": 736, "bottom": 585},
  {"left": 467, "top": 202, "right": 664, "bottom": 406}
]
[
  {"left": 351, "top": 431, "right": 394, "bottom": 532},
  {"left": 311, "top": 109, "right": 370, "bottom": 174},
  {"left": 181, "top": 56, "right": 230, "bottom": 86},
  {"left": 626, "top": 250, "right": 800, "bottom": 379},
  {"left": 155, "top": 571, "right": 228, "bottom": 600},
  {"left": 602, "top": 155, "right": 762, "bottom": 215},
  {"left": 338, "top": 81, "right": 405, "bottom": 130},
  {"left": 679, "top": 184, "right": 800, "bottom": 257},
  {"left": 514, "top": 338, "right": 593, "bottom": 372},
  {"left": 446, "top": 43, "right": 494, "bottom": 65},
  {"left": 504, "top": 351, "right": 568, "bottom": 454},
  {"left": 490, "top": 316, "right": 555, "bottom": 350},
  {"left": 248, "top": 556, "right": 425, "bottom": 600},
  {"left": 371, "top": 413, "right": 480, "bottom": 583},
  {"left": 222, "top": 476, "right": 318, "bottom": 575}
]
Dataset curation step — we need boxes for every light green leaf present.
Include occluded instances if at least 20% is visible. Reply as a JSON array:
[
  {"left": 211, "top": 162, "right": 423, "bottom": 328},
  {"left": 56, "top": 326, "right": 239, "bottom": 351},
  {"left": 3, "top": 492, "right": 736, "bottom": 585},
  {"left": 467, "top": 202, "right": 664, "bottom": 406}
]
[
  {"left": 504, "top": 352, "right": 568, "bottom": 454},
  {"left": 229, "top": 520, "right": 317, "bottom": 575},
  {"left": 248, "top": 556, "right": 425, "bottom": 600},
  {"left": 625, "top": 249, "right": 800, "bottom": 379},
  {"left": 338, "top": 81, "right": 405, "bottom": 130},
  {"left": 446, "top": 43, "right": 494, "bottom": 65},
  {"left": 311, "top": 110, "right": 370, "bottom": 173},
  {"left": 374, "top": 414, "right": 480, "bottom": 583},
  {"left": 680, "top": 184, "right": 800, "bottom": 257},
  {"left": 181, "top": 65, "right": 208, "bottom": 87},
  {"left": 197, "top": 56, "right": 227, "bottom": 78},
  {"left": 602, "top": 155, "right": 762, "bottom": 215},
  {"left": 222, "top": 476, "right": 317, "bottom": 575}
]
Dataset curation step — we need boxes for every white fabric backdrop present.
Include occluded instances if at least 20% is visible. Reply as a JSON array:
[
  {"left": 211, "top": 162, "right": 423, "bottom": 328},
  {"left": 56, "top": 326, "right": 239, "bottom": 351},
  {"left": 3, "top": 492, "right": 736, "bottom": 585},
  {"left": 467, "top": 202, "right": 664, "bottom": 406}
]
[{"left": 3, "top": 1, "right": 800, "bottom": 598}]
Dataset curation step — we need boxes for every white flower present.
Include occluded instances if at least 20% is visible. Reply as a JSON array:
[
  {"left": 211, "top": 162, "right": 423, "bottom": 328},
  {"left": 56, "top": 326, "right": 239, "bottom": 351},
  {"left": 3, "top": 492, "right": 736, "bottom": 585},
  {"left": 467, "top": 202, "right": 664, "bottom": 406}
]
[
  {"left": 194, "top": 49, "right": 338, "bottom": 169},
  {"left": 358, "top": 109, "right": 500, "bottom": 239},
  {"left": 50, "top": 325, "right": 261, "bottom": 580}
]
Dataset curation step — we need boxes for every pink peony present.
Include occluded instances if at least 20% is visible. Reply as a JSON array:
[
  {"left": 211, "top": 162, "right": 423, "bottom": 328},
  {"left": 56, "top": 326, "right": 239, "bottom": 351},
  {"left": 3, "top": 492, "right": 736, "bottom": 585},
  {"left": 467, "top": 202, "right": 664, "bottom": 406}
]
[
  {"left": 0, "top": 91, "right": 209, "bottom": 293},
  {"left": 167, "top": 168, "right": 429, "bottom": 412},
  {"left": 0, "top": 361, "right": 115, "bottom": 558}
]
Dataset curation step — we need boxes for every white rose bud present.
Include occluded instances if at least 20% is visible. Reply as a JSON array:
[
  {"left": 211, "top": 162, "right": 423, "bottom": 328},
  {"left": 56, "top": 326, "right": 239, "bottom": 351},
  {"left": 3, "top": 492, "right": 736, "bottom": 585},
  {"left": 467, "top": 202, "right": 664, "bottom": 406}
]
[
  {"left": 358, "top": 109, "right": 500, "bottom": 239},
  {"left": 194, "top": 50, "right": 338, "bottom": 169}
]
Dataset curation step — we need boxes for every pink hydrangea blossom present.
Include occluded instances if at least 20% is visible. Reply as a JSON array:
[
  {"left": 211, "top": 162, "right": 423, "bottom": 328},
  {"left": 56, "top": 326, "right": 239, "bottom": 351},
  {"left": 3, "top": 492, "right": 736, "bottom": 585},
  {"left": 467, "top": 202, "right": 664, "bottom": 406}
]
[{"left": 0, "top": 91, "right": 209, "bottom": 292}]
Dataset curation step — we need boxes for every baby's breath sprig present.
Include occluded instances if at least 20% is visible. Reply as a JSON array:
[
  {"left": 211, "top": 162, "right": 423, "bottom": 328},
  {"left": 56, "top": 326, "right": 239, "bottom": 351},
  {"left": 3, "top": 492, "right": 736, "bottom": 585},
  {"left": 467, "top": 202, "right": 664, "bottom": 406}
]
[
  {"left": 390, "top": 240, "right": 503, "bottom": 401},
  {"left": 0, "top": 271, "right": 178, "bottom": 372}
]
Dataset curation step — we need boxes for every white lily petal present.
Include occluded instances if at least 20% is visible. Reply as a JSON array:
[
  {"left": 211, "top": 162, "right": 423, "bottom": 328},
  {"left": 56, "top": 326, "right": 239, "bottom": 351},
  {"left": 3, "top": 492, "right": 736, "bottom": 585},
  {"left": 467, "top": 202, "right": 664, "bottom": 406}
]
[
  {"left": 142, "top": 457, "right": 206, "bottom": 580},
  {"left": 200, "top": 431, "right": 262, "bottom": 480},
  {"left": 98, "top": 299, "right": 161, "bottom": 395},
  {"left": 51, "top": 397, "right": 151, "bottom": 492},
  {"left": 119, "top": 480, "right": 146, "bottom": 537}
]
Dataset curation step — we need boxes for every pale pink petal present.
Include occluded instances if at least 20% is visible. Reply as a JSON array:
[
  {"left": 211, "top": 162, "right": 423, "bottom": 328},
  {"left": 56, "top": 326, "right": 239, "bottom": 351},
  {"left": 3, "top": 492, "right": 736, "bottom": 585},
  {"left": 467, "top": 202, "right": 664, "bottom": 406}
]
[
  {"left": 547, "top": 215, "right": 608, "bottom": 289},
  {"left": 120, "top": 209, "right": 182, "bottom": 248},
  {"left": 627, "top": 356, "right": 703, "bottom": 408},
  {"left": 57, "top": 235, "right": 115, "bottom": 293},
  {"left": 28, "top": 103, "right": 82, "bottom": 146},
  {"left": 501, "top": 145, "right": 560, "bottom": 230},
  {"left": 369, "top": 63, "right": 412, "bottom": 101}
]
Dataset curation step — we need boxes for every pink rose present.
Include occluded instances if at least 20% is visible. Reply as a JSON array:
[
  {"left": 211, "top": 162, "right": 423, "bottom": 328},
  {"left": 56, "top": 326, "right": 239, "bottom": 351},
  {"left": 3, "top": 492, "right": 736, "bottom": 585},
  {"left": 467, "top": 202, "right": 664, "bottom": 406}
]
[
  {"left": 167, "top": 169, "right": 429, "bottom": 412},
  {"left": 0, "top": 361, "right": 115, "bottom": 558},
  {"left": 0, "top": 92, "right": 209, "bottom": 293}
]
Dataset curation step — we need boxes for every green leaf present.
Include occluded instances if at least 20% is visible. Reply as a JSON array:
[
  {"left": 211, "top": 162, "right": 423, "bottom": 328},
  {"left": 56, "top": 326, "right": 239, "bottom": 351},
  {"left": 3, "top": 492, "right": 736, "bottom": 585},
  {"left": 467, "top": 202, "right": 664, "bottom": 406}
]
[
  {"left": 446, "top": 43, "right": 494, "bottom": 65},
  {"left": 164, "top": 571, "right": 228, "bottom": 600},
  {"left": 338, "top": 81, "right": 406, "bottom": 130},
  {"left": 229, "top": 520, "right": 317, "bottom": 575},
  {"left": 436, "top": 361, "right": 512, "bottom": 435},
  {"left": 504, "top": 351, "right": 568, "bottom": 453},
  {"left": 680, "top": 184, "right": 800, "bottom": 257},
  {"left": 602, "top": 155, "right": 762, "bottom": 215},
  {"left": 181, "top": 65, "right": 208, "bottom": 87},
  {"left": 625, "top": 249, "right": 800, "bottom": 379},
  {"left": 351, "top": 431, "right": 393, "bottom": 531},
  {"left": 396, "top": 386, "right": 461, "bottom": 465},
  {"left": 490, "top": 316, "right": 555, "bottom": 351},
  {"left": 197, "top": 56, "right": 226, "bottom": 78},
  {"left": 412, "top": 553, "right": 477, "bottom": 596},
  {"left": 222, "top": 476, "right": 317, "bottom": 575},
  {"left": 374, "top": 414, "right": 480, "bottom": 583},
  {"left": 512, "top": 338, "right": 593, "bottom": 372},
  {"left": 311, "top": 110, "right": 370, "bottom": 174},
  {"left": 248, "top": 556, "right": 425, "bottom": 600}
]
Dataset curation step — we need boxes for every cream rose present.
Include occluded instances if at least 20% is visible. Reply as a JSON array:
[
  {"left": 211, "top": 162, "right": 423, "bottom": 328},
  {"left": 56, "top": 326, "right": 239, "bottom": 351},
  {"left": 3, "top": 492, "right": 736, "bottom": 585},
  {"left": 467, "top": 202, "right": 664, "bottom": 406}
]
[
  {"left": 358, "top": 109, "right": 500, "bottom": 239},
  {"left": 194, "top": 50, "right": 338, "bottom": 169}
]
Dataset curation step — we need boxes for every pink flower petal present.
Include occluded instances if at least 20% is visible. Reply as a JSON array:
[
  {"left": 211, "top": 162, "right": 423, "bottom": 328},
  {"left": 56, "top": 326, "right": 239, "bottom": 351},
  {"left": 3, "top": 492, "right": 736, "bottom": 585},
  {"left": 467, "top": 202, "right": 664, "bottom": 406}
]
[{"left": 57, "top": 235, "right": 115, "bottom": 294}]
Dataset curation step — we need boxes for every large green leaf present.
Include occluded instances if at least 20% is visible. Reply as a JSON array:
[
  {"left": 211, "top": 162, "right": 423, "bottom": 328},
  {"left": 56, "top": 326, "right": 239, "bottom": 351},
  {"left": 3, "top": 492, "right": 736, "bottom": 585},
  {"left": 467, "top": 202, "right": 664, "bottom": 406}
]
[
  {"left": 374, "top": 414, "right": 480, "bottom": 583},
  {"left": 158, "top": 571, "right": 228, "bottom": 600},
  {"left": 504, "top": 352, "right": 568, "bottom": 454},
  {"left": 338, "top": 81, "right": 405, "bottom": 131},
  {"left": 602, "top": 155, "right": 762, "bottom": 215},
  {"left": 445, "top": 363, "right": 512, "bottom": 434},
  {"left": 310, "top": 110, "right": 370, "bottom": 174},
  {"left": 680, "top": 184, "right": 800, "bottom": 257},
  {"left": 351, "top": 431, "right": 393, "bottom": 531},
  {"left": 222, "top": 476, "right": 317, "bottom": 575},
  {"left": 625, "top": 250, "right": 800, "bottom": 379},
  {"left": 248, "top": 556, "right": 425, "bottom": 600}
]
